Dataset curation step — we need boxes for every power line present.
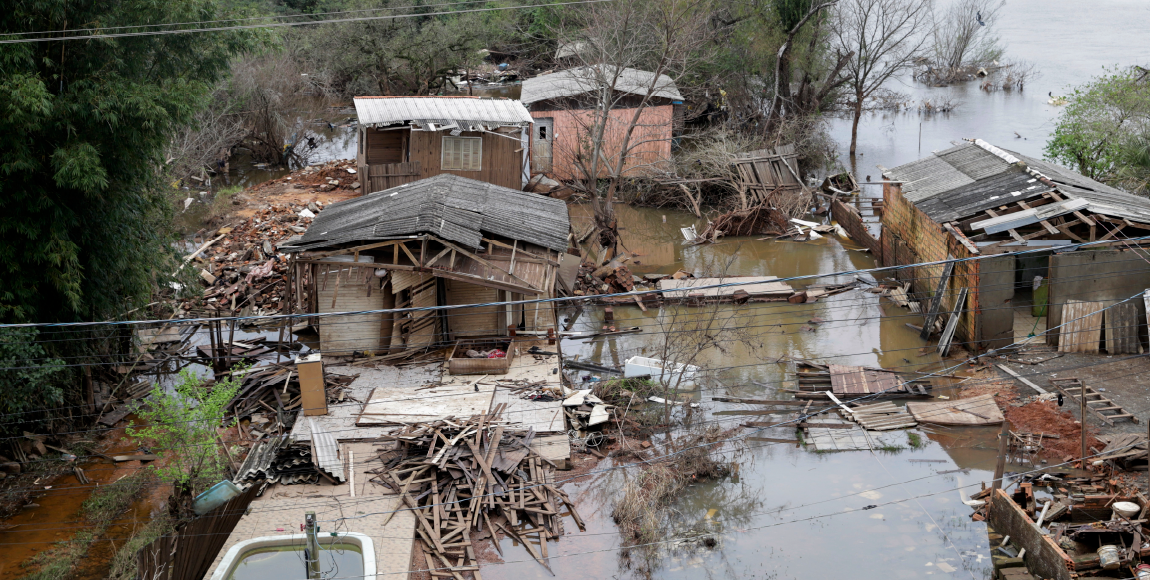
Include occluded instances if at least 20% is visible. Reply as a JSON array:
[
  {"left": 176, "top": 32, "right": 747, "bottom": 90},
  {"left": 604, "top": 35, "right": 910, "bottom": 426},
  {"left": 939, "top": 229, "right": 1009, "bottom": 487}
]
[{"left": 0, "top": 0, "right": 615, "bottom": 44}]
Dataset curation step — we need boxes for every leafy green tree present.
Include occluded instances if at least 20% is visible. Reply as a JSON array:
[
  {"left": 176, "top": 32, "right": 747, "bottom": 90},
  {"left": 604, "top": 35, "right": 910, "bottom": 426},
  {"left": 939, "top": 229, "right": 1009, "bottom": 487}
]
[
  {"left": 0, "top": 0, "right": 257, "bottom": 324},
  {"left": 0, "top": 327, "right": 67, "bottom": 433},
  {"left": 127, "top": 368, "right": 242, "bottom": 493},
  {"left": 1046, "top": 68, "right": 1150, "bottom": 188}
]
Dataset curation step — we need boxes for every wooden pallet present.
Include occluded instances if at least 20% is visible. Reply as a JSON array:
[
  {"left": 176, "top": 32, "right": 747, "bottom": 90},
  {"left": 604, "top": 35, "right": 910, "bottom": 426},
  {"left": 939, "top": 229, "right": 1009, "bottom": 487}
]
[{"left": 1050, "top": 378, "right": 1137, "bottom": 426}]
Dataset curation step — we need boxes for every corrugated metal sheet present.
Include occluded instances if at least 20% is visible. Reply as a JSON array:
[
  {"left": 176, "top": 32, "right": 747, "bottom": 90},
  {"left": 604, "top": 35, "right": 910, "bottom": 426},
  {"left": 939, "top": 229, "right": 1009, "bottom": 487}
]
[
  {"left": 887, "top": 140, "right": 1150, "bottom": 225},
  {"left": 886, "top": 152, "right": 975, "bottom": 202},
  {"left": 354, "top": 97, "right": 533, "bottom": 129},
  {"left": 971, "top": 198, "right": 1088, "bottom": 233},
  {"left": 914, "top": 170, "right": 1046, "bottom": 222},
  {"left": 935, "top": 142, "right": 1013, "bottom": 180},
  {"left": 289, "top": 174, "right": 570, "bottom": 253},
  {"left": 308, "top": 418, "right": 346, "bottom": 482},
  {"left": 521, "top": 65, "right": 683, "bottom": 105}
]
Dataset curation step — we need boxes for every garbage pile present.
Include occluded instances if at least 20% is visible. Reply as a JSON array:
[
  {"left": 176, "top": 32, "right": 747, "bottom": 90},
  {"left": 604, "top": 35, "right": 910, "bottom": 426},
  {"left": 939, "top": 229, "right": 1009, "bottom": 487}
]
[{"left": 181, "top": 203, "right": 323, "bottom": 318}]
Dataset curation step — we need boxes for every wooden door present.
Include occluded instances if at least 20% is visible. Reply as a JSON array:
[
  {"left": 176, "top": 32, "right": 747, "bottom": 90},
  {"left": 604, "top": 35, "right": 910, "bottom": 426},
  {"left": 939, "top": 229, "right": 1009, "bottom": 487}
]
[{"left": 532, "top": 117, "right": 553, "bottom": 172}]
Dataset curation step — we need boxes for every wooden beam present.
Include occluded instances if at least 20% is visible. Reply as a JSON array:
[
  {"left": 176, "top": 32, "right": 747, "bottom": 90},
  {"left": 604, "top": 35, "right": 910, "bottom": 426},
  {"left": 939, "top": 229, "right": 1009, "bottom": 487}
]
[
  {"left": 943, "top": 222, "right": 980, "bottom": 255},
  {"left": 1098, "top": 222, "right": 1128, "bottom": 241},
  {"left": 301, "top": 240, "right": 400, "bottom": 260}
]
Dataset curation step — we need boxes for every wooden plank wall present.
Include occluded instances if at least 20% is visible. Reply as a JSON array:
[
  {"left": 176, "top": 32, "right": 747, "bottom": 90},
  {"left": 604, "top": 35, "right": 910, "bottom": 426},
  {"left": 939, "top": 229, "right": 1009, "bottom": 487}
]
[
  {"left": 444, "top": 279, "right": 500, "bottom": 337},
  {"left": 365, "top": 129, "right": 406, "bottom": 164},
  {"left": 365, "top": 161, "right": 422, "bottom": 193},
  {"left": 135, "top": 485, "right": 260, "bottom": 580},
  {"left": 317, "top": 264, "right": 386, "bottom": 355},
  {"left": 408, "top": 130, "right": 524, "bottom": 189},
  {"left": 535, "top": 106, "right": 673, "bottom": 181}
]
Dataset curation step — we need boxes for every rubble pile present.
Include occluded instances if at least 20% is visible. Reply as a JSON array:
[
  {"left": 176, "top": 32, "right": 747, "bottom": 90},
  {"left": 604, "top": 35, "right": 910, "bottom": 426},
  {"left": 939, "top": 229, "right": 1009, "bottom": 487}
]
[
  {"left": 572, "top": 257, "right": 692, "bottom": 297},
  {"left": 182, "top": 203, "right": 324, "bottom": 318},
  {"left": 248, "top": 159, "right": 361, "bottom": 194}
]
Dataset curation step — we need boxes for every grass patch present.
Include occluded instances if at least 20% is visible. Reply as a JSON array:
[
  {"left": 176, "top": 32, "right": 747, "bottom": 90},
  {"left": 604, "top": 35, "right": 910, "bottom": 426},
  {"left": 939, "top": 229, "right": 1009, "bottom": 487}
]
[
  {"left": 907, "top": 432, "right": 926, "bottom": 449},
  {"left": 106, "top": 510, "right": 173, "bottom": 580},
  {"left": 875, "top": 444, "right": 906, "bottom": 453},
  {"left": 19, "top": 472, "right": 150, "bottom": 580},
  {"left": 206, "top": 185, "right": 242, "bottom": 220}
]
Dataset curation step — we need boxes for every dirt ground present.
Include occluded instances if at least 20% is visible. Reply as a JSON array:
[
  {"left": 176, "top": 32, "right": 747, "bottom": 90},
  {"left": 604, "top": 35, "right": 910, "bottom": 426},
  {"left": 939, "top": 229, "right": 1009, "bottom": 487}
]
[
  {"left": 216, "top": 159, "right": 361, "bottom": 223},
  {"left": 989, "top": 347, "right": 1150, "bottom": 436}
]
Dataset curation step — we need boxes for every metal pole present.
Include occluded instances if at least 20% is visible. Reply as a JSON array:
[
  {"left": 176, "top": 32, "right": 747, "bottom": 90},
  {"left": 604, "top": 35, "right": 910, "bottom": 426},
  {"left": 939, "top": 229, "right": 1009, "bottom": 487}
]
[
  {"left": 1080, "top": 382, "right": 1087, "bottom": 465},
  {"left": 305, "top": 511, "right": 321, "bottom": 579}
]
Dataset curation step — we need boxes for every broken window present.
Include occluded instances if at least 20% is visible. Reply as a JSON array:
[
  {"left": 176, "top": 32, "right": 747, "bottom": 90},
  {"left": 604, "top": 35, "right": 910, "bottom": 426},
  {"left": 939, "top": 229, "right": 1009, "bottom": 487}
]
[
  {"left": 538, "top": 125, "right": 547, "bottom": 140},
  {"left": 441, "top": 136, "right": 483, "bottom": 171}
]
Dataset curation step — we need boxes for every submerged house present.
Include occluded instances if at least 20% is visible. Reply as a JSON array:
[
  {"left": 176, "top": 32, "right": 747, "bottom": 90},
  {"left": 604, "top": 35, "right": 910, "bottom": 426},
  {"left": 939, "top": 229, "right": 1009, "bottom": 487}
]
[
  {"left": 868, "top": 139, "right": 1150, "bottom": 352},
  {"left": 282, "top": 174, "right": 571, "bottom": 355},
  {"left": 354, "top": 96, "right": 534, "bottom": 191},
  {"left": 520, "top": 65, "right": 684, "bottom": 180}
]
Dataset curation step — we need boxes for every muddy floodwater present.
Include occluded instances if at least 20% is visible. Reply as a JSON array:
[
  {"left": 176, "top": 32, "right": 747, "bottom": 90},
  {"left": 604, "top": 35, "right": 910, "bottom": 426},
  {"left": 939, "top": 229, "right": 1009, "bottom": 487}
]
[{"left": 472, "top": 204, "right": 1016, "bottom": 580}]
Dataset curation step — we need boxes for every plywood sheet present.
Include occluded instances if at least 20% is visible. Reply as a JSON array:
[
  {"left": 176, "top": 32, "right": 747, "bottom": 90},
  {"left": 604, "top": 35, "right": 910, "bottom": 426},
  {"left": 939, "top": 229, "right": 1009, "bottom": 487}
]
[
  {"left": 1105, "top": 300, "right": 1143, "bottom": 354},
  {"left": 357, "top": 382, "right": 495, "bottom": 426},
  {"left": 657, "top": 276, "right": 793, "bottom": 299},
  {"left": 1058, "top": 299, "right": 1104, "bottom": 353},
  {"left": 828, "top": 364, "right": 900, "bottom": 395},
  {"left": 906, "top": 394, "right": 1004, "bottom": 426},
  {"left": 318, "top": 264, "right": 385, "bottom": 355}
]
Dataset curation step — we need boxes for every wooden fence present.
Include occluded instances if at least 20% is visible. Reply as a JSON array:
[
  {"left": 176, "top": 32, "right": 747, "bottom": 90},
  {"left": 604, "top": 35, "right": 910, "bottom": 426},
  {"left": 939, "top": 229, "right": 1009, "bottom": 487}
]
[
  {"left": 365, "top": 161, "right": 422, "bottom": 193},
  {"left": 135, "top": 485, "right": 259, "bottom": 580}
]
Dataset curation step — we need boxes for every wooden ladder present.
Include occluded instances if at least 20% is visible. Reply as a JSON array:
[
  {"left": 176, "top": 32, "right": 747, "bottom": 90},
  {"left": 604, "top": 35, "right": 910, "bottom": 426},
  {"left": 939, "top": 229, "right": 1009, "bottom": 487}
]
[{"left": 1050, "top": 378, "right": 1138, "bottom": 426}]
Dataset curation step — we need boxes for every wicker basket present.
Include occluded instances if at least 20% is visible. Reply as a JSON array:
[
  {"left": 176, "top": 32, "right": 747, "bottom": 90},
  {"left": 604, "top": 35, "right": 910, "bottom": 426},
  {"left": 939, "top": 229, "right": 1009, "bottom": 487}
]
[{"left": 447, "top": 337, "right": 516, "bottom": 375}]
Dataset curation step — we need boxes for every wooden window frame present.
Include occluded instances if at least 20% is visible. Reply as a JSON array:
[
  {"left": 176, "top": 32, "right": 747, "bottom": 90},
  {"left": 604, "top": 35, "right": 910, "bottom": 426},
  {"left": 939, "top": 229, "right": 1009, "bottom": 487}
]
[{"left": 441, "top": 136, "right": 483, "bottom": 171}]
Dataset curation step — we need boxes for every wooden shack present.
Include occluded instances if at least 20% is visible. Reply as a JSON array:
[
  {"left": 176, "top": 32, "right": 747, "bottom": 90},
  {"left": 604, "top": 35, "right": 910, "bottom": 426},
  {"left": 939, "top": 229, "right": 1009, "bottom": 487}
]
[
  {"left": 282, "top": 174, "right": 572, "bottom": 356},
  {"left": 354, "top": 96, "right": 534, "bottom": 192},
  {"left": 520, "top": 65, "right": 684, "bottom": 180}
]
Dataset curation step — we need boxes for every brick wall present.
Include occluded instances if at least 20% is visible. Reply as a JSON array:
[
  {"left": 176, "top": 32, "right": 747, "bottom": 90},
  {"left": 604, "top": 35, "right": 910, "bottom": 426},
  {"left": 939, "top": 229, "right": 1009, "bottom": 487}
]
[
  {"left": 988, "top": 489, "right": 1072, "bottom": 580},
  {"left": 882, "top": 183, "right": 981, "bottom": 349},
  {"left": 832, "top": 199, "right": 881, "bottom": 257}
]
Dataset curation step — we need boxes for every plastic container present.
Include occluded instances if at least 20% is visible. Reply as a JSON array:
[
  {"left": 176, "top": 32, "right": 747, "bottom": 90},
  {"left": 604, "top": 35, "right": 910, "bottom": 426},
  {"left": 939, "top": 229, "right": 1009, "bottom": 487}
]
[
  {"left": 193, "top": 480, "right": 242, "bottom": 516},
  {"left": 1113, "top": 501, "right": 1140, "bottom": 519},
  {"left": 1097, "top": 545, "right": 1120, "bottom": 570},
  {"left": 1136, "top": 563, "right": 1150, "bottom": 580},
  {"left": 624, "top": 356, "right": 699, "bottom": 388}
]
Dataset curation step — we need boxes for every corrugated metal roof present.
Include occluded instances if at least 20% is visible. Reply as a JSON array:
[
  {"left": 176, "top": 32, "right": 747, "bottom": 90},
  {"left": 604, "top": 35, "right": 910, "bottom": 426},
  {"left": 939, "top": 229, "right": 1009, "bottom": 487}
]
[
  {"left": 886, "top": 152, "right": 975, "bottom": 202},
  {"left": 353, "top": 97, "right": 533, "bottom": 130},
  {"left": 521, "top": 65, "right": 683, "bottom": 105},
  {"left": 288, "top": 174, "right": 570, "bottom": 253},
  {"left": 914, "top": 170, "right": 1049, "bottom": 223},
  {"left": 886, "top": 140, "right": 1150, "bottom": 225},
  {"left": 308, "top": 418, "right": 345, "bottom": 483}
]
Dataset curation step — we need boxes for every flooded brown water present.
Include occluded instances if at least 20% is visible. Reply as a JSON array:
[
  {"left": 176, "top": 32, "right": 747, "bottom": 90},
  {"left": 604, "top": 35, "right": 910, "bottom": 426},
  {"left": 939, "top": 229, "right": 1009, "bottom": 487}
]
[{"left": 479, "top": 204, "right": 1044, "bottom": 580}]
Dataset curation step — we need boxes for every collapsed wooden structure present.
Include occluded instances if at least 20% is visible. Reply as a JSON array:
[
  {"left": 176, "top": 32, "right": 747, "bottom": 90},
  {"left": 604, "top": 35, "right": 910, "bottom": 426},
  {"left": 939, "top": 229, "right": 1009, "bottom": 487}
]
[
  {"left": 843, "top": 138, "right": 1150, "bottom": 353},
  {"left": 283, "top": 174, "right": 572, "bottom": 355},
  {"left": 791, "top": 361, "right": 932, "bottom": 400},
  {"left": 372, "top": 412, "right": 584, "bottom": 577}
]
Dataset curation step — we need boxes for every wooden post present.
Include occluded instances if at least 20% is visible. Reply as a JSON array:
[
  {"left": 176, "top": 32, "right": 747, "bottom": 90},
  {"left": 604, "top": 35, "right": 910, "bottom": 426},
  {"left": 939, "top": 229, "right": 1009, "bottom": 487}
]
[
  {"left": 1081, "top": 382, "right": 1087, "bottom": 465},
  {"left": 992, "top": 421, "right": 1009, "bottom": 490}
]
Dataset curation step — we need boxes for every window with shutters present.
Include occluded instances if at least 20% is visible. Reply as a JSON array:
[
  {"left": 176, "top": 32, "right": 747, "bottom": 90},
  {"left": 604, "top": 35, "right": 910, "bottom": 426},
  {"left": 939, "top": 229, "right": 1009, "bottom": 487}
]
[{"left": 441, "top": 136, "right": 483, "bottom": 171}]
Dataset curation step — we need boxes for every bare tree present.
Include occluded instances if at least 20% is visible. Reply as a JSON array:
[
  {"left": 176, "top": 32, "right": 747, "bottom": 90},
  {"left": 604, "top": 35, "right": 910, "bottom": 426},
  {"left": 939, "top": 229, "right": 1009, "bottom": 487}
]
[
  {"left": 555, "top": 0, "right": 715, "bottom": 263},
  {"left": 923, "top": 0, "right": 1004, "bottom": 83},
  {"left": 831, "top": 0, "right": 933, "bottom": 158}
]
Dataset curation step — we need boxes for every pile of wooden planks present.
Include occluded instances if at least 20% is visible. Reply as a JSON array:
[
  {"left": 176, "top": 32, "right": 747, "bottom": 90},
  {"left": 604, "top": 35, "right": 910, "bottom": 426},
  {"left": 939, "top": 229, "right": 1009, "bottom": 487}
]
[
  {"left": 1095, "top": 433, "right": 1149, "bottom": 467},
  {"left": 905, "top": 394, "right": 1004, "bottom": 426},
  {"left": 371, "top": 412, "right": 584, "bottom": 578},
  {"left": 224, "top": 362, "right": 358, "bottom": 433},
  {"left": 844, "top": 402, "right": 917, "bottom": 431}
]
